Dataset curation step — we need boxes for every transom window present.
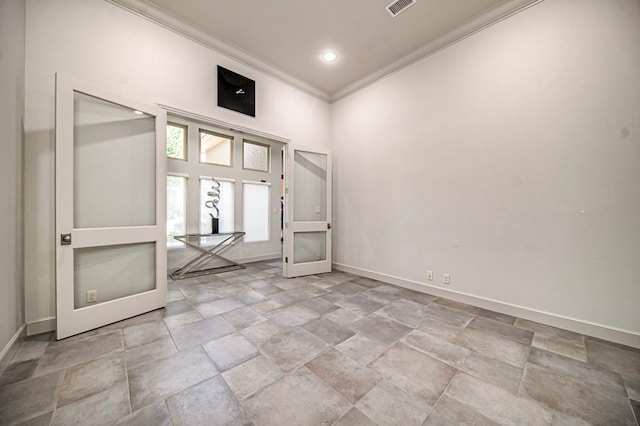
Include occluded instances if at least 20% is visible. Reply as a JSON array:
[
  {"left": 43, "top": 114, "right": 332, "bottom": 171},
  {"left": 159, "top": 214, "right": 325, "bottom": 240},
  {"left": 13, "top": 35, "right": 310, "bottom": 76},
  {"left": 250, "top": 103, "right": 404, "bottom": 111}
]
[
  {"left": 243, "top": 140, "right": 270, "bottom": 172},
  {"left": 166, "top": 123, "right": 187, "bottom": 160},
  {"left": 200, "top": 130, "right": 232, "bottom": 167}
]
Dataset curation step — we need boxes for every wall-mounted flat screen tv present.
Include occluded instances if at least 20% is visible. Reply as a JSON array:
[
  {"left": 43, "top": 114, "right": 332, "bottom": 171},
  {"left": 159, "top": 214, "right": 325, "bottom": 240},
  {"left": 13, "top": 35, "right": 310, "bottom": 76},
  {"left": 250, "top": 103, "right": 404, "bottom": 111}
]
[{"left": 217, "top": 66, "right": 256, "bottom": 117}]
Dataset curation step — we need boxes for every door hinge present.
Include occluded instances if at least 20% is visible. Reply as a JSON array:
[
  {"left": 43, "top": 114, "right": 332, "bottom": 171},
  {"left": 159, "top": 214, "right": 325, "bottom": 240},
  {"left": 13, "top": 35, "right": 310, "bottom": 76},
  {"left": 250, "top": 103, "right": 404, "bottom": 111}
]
[
  {"left": 60, "top": 233, "right": 72, "bottom": 245},
  {"left": 285, "top": 257, "right": 288, "bottom": 263}
]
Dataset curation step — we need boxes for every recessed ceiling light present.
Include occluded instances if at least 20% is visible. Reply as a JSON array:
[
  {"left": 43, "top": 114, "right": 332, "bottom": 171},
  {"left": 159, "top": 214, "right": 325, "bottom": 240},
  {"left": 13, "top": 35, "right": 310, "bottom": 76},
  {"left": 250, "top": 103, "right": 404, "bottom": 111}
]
[{"left": 322, "top": 51, "right": 338, "bottom": 63}]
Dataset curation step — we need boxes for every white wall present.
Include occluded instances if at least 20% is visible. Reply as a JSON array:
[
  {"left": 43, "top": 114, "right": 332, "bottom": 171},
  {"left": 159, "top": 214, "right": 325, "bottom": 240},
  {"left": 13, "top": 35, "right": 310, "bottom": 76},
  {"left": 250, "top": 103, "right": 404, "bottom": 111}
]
[
  {"left": 24, "top": 0, "right": 331, "bottom": 333},
  {"left": 331, "top": 0, "right": 640, "bottom": 345},
  {"left": 0, "top": 0, "right": 26, "bottom": 358}
]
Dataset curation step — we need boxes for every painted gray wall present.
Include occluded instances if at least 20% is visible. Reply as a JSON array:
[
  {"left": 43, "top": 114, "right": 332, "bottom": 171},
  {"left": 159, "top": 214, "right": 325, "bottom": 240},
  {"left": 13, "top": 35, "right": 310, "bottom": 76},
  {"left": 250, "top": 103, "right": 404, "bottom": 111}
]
[
  {"left": 0, "top": 0, "right": 26, "bottom": 355},
  {"left": 331, "top": 0, "right": 640, "bottom": 342}
]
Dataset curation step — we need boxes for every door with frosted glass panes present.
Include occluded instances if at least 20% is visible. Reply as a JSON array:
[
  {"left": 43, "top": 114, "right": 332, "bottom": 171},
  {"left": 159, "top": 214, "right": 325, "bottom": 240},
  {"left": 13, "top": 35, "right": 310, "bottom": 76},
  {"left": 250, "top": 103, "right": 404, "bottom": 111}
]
[
  {"left": 55, "top": 74, "right": 167, "bottom": 339},
  {"left": 283, "top": 145, "right": 332, "bottom": 277}
]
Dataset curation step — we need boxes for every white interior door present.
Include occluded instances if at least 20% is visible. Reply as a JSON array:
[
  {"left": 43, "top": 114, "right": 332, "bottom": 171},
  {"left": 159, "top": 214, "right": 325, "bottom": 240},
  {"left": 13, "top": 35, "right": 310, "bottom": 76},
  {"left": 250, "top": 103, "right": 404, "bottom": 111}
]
[
  {"left": 55, "top": 74, "right": 167, "bottom": 339},
  {"left": 283, "top": 145, "right": 332, "bottom": 277}
]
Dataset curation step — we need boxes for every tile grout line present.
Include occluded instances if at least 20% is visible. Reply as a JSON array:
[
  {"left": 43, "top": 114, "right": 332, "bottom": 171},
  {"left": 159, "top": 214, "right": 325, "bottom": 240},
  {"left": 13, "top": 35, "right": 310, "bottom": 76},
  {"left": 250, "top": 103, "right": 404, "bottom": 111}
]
[
  {"left": 122, "top": 338, "right": 134, "bottom": 421},
  {"left": 425, "top": 368, "right": 462, "bottom": 423}
]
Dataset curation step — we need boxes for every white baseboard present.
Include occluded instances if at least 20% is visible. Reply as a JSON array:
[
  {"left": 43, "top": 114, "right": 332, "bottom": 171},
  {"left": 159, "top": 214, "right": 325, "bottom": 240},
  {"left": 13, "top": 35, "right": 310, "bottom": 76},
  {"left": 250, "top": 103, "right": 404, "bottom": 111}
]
[
  {"left": 0, "top": 323, "right": 26, "bottom": 375},
  {"left": 333, "top": 262, "right": 640, "bottom": 349},
  {"left": 27, "top": 317, "right": 56, "bottom": 336},
  {"left": 236, "top": 253, "right": 282, "bottom": 265}
]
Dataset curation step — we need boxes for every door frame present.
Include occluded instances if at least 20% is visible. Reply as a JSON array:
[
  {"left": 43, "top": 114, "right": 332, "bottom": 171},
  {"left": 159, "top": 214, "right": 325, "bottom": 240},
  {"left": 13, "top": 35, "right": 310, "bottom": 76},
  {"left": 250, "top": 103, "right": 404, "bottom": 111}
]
[{"left": 157, "top": 105, "right": 332, "bottom": 278}]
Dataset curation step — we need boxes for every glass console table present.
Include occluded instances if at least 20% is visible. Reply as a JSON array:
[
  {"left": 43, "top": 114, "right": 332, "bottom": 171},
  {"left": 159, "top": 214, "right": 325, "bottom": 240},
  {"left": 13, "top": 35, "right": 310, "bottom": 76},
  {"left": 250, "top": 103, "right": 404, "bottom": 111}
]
[{"left": 169, "top": 232, "right": 245, "bottom": 280}]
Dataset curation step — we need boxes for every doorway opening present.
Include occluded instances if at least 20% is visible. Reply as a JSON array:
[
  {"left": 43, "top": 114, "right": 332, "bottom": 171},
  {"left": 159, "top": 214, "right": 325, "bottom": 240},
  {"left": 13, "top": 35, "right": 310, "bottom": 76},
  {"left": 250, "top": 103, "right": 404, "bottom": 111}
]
[{"left": 164, "top": 113, "right": 285, "bottom": 277}]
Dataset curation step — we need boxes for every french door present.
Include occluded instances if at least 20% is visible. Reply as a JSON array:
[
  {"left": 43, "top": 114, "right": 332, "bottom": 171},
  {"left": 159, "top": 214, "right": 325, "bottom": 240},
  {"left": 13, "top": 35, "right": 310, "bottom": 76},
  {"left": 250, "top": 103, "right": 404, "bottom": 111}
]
[
  {"left": 55, "top": 74, "right": 167, "bottom": 339},
  {"left": 283, "top": 145, "right": 332, "bottom": 277}
]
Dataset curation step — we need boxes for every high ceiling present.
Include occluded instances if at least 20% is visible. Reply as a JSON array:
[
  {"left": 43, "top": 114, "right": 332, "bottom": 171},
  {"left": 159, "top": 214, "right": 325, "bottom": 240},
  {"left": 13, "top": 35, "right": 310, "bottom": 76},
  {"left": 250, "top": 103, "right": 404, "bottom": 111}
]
[{"left": 116, "top": 0, "right": 538, "bottom": 101}]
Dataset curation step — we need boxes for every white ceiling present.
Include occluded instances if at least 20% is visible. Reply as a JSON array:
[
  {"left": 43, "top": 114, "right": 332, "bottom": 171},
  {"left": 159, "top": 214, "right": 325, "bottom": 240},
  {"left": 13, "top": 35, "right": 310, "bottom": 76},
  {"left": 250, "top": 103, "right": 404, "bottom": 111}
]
[{"left": 113, "top": 0, "right": 539, "bottom": 101}]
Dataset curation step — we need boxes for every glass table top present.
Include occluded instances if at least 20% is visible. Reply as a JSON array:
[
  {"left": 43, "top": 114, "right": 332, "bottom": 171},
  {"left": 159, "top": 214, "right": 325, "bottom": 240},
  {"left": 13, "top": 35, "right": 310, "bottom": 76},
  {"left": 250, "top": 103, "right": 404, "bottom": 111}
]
[{"left": 171, "top": 232, "right": 245, "bottom": 248}]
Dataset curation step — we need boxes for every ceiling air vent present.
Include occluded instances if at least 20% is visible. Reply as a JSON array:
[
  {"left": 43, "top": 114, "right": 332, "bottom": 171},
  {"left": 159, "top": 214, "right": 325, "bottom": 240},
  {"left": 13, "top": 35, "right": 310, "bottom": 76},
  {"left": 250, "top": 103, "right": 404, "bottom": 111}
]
[{"left": 386, "top": 0, "right": 416, "bottom": 17}]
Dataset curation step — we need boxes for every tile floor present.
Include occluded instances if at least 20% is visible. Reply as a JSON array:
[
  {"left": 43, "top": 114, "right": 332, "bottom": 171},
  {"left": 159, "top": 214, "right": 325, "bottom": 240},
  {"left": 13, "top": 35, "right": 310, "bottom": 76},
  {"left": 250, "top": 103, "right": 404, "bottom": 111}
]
[{"left": 1, "top": 260, "right": 639, "bottom": 425}]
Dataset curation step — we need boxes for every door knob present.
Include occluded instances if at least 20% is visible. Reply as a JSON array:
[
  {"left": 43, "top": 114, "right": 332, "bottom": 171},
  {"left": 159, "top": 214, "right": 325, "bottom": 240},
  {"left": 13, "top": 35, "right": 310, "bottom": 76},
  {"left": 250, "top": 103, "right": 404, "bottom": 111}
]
[{"left": 60, "top": 233, "right": 72, "bottom": 245}]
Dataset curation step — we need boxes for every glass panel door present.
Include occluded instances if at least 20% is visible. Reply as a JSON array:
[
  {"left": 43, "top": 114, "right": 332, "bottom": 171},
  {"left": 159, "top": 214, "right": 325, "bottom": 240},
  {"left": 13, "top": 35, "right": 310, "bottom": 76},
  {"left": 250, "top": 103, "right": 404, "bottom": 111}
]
[
  {"left": 55, "top": 74, "right": 167, "bottom": 339},
  {"left": 284, "top": 145, "right": 332, "bottom": 277}
]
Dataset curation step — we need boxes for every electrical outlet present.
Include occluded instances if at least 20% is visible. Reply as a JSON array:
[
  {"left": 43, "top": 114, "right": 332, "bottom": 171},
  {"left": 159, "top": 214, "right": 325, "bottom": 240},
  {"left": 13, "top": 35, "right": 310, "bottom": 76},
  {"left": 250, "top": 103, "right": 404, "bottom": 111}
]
[
  {"left": 443, "top": 274, "right": 451, "bottom": 285},
  {"left": 427, "top": 270, "right": 433, "bottom": 281},
  {"left": 87, "top": 290, "right": 97, "bottom": 303}
]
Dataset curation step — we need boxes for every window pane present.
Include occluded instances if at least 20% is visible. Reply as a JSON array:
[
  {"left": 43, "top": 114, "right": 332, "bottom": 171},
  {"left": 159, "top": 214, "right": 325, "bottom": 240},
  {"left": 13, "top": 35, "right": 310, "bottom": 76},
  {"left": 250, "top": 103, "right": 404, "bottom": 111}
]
[
  {"left": 243, "top": 140, "right": 269, "bottom": 172},
  {"left": 74, "top": 91, "right": 156, "bottom": 228},
  {"left": 243, "top": 183, "right": 269, "bottom": 242},
  {"left": 200, "top": 130, "right": 232, "bottom": 166},
  {"left": 294, "top": 150, "right": 327, "bottom": 221},
  {"left": 167, "top": 123, "right": 186, "bottom": 159},
  {"left": 200, "top": 179, "right": 234, "bottom": 234},
  {"left": 74, "top": 242, "right": 155, "bottom": 308},
  {"left": 167, "top": 175, "right": 186, "bottom": 246},
  {"left": 293, "top": 232, "right": 326, "bottom": 263}
]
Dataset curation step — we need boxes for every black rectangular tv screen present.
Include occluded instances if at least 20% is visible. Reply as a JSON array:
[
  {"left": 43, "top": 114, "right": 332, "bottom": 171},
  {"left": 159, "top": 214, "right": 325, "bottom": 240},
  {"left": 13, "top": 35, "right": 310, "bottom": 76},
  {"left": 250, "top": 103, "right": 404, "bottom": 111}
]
[{"left": 217, "top": 66, "right": 256, "bottom": 117}]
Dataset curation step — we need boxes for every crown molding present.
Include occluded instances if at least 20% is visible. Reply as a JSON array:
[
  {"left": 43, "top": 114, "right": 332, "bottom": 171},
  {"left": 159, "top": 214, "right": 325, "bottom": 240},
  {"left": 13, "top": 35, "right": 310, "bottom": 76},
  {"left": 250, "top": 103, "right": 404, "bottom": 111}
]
[
  {"left": 331, "top": 0, "right": 543, "bottom": 102},
  {"left": 107, "top": 0, "right": 542, "bottom": 104},
  {"left": 106, "top": 0, "right": 332, "bottom": 102}
]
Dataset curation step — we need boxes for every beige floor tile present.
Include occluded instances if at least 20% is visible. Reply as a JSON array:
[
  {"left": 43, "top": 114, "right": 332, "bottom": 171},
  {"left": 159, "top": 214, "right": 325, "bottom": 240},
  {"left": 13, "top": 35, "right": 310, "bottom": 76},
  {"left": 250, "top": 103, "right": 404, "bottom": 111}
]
[
  {"left": 170, "top": 315, "right": 235, "bottom": 350},
  {"left": 446, "top": 372, "right": 553, "bottom": 425},
  {"left": 349, "top": 314, "right": 412, "bottom": 345},
  {"left": 461, "top": 352, "right": 523, "bottom": 394},
  {"left": 333, "top": 407, "right": 377, "bottom": 426},
  {"left": 57, "top": 353, "right": 126, "bottom": 407},
  {"left": 203, "top": 332, "right": 259, "bottom": 371},
  {"left": 356, "top": 380, "right": 430, "bottom": 426},
  {"left": 375, "top": 299, "right": 430, "bottom": 328},
  {"left": 335, "top": 333, "right": 390, "bottom": 366},
  {"left": 115, "top": 402, "right": 172, "bottom": 426},
  {"left": 423, "top": 302, "right": 475, "bottom": 327},
  {"left": 240, "top": 321, "right": 284, "bottom": 344},
  {"left": 223, "top": 306, "right": 267, "bottom": 329},
  {"left": 123, "top": 320, "right": 170, "bottom": 349},
  {"left": 306, "top": 349, "right": 382, "bottom": 403},
  {"left": 303, "top": 318, "right": 355, "bottom": 345},
  {"left": 424, "top": 394, "right": 499, "bottom": 425},
  {"left": 52, "top": 384, "right": 130, "bottom": 426},
  {"left": 258, "top": 328, "right": 327, "bottom": 371},
  {"left": 36, "top": 330, "right": 124, "bottom": 376},
  {"left": 128, "top": 348, "right": 217, "bottom": 410},
  {"left": 222, "top": 355, "right": 283, "bottom": 400},
  {"left": 167, "top": 376, "right": 252, "bottom": 425},
  {"left": 369, "top": 342, "right": 456, "bottom": 405},
  {"left": 520, "top": 363, "right": 635, "bottom": 425},
  {"left": 454, "top": 326, "right": 530, "bottom": 368},
  {"left": 244, "top": 367, "right": 350, "bottom": 425},
  {"left": 585, "top": 338, "right": 640, "bottom": 377},
  {"left": 163, "top": 309, "right": 203, "bottom": 330},
  {"left": 532, "top": 334, "right": 587, "bottom": 362},
  {"left": 402, "top": 330, "right": 471, "bottom": 369},
  {"left": 124, "top": 336, "right": 178, "bottom": 369},
  {"left": 0, "top": 371, "right": 61, "bottom": 424},
  {"left": 195, "top": 297, "right": 245, "bottom": 318},
  {"left": 266, "top": 303, "right": 320, "bottom": 328}
]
